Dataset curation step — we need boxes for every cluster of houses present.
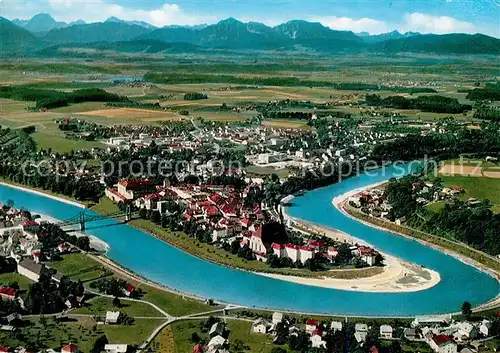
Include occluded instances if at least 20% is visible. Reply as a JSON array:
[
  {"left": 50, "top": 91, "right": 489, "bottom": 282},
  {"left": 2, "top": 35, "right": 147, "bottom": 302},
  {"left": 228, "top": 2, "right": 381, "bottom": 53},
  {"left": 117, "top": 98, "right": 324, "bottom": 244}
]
[
  {"left": 242, "top": 312, "right": 496, "bottom": 353},
  {"left": 348, "top": 181, "right": 467, "bottom": 224},
  {"left": 0, "top": 343, "right": 130, "bottom": 353}
]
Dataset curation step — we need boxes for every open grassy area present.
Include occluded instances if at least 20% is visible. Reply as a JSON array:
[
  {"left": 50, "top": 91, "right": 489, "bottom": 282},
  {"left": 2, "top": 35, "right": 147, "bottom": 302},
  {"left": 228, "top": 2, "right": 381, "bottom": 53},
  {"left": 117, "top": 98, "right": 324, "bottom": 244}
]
[
  {"left": 441, "top": 175, "right": 500, "bottom": 204},
  {"left": 149, "top": 325, "right": 176, "bottom": 353},
  {"left": 0, "top": 272, "right": 33, "bottom": 291},
  {"left": 72, "top": 296, "right": 162, "bottom": 317},
  {"left": 0, "top": 316, "right": 161, "bottom": 352},
  {"left": 48, "top": 253, "right": 111, "bottom": 282},
  {"left": 170, "top": 319, "right": 290, "bottom": 353},
  {"left": 50, "top": 251, "right": 214, "bottom": 317}
]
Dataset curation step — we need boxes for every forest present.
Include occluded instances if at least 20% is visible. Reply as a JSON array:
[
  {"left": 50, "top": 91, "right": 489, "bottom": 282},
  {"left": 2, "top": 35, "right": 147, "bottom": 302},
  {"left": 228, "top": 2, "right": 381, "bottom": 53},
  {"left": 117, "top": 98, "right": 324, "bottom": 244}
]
[
  {"left": 0, "top": 86, "right": 129, "bottom": 109},
  {"left": 466, "top": 82, "right": 500, "bottom": 101},
  {"left": 371, "top": 123, "right": 500, "bottom": 162},
  {"left": 365, "top": 94, "right": 471, "bottom": 113},
  {"left": 473, "top": 107, "right": 500, "bottom": 121}
]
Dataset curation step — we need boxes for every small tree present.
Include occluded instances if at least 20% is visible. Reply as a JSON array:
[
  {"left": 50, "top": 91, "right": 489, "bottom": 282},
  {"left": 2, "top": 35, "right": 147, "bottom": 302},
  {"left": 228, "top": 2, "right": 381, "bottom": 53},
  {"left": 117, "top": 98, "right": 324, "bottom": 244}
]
[
  {"left": 112, "top": 297, "right": 121, "bottom": 307},
  {"left": 461, "top": 301, "right": 472, "bottom": 318}
]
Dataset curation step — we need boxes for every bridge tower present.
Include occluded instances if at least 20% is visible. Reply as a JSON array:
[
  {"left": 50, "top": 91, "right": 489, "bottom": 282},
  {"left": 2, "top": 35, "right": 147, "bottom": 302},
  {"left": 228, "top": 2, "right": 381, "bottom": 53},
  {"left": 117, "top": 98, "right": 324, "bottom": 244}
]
[{"left": 79, "top": 212, "right": 86, "bottom": 231}]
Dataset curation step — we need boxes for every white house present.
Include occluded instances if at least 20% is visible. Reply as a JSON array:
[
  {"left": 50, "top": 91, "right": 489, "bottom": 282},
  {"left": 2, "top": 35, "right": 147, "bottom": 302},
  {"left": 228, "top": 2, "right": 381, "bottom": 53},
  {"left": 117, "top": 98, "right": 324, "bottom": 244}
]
[
  {"left": 104, "top": 344, "right": 128, "bottom": 353},
  {"left": 479, "top": 320, "right": 491, "bottom": 336},
  {"left": 212, "top": 227, "right": 228, "bottom": 243},
  {"left": 105, "top": 311, "right": 120, "bottom": 324},
  {"left": 17, "top": 259, "right": 43, "bottom": 282},
  {"left": 380, "top": 325, "right": 393, "bottom": 339},
  {"left": 252, "top": 319, "right": 271, "bottom": 334},
  {"left": 330, "top": 321, "right": 343, "bottom": 332},
  {"left": 272, "top": 312, "right": 284, "bottom": 325},
  {"left": 355, "top": 323, "right": 368, "bottom": 343},
  {"left": 310, "top": 332, "right": 327, "bottom": 348},
  {"left": 207, "top": 335, "right": 226, "bottom": 349}
]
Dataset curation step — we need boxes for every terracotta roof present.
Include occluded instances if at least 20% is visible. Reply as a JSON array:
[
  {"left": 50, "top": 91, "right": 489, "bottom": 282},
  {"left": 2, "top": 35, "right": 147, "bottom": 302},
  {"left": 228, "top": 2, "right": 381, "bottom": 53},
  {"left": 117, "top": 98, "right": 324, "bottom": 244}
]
[
  {"left": 106, "top": 188, "right": 126, "bottom": 201},
  {"left": 272, "top": 243, "right": 285, "bottom": 250},
  {"left": 306, "top": 318, "right": 319, "bottom": 326},
  {"left": 0, "top": 287, "right": 16, "bottom": 297},
  {"left": 119, "top": 178, "right": 152, "bottom": 189},
  {"left": 203, "top": 205, "right": 219, "bottom": 216},
  {"left": 193, "top": 344, "right": 204, "bottom": 353},
  {"left": 0, "top": 347, "right": 9, "bottom": 353},
  {"left": 22, "top": 220, "right": 39, "bottom": 227},
  {"left": 62, "top": 344, "right": 79, "bottom": 353},
  {"left": 432, "top": 335, "right": 454, "bottom": 346}
]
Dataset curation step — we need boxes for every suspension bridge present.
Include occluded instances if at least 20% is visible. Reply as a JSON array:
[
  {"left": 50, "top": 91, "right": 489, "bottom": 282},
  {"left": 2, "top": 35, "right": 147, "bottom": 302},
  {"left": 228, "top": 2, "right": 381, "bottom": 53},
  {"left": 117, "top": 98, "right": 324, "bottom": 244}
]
[{"left": 57, "top": 206, "right": 135, "bottom": 231}]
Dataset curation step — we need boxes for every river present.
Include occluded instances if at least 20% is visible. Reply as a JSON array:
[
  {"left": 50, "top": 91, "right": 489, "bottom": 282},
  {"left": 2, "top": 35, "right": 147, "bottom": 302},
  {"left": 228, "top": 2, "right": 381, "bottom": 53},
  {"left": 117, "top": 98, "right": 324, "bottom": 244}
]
[{"left": 1, "top": 165, "right": 498, "bottom": 316}]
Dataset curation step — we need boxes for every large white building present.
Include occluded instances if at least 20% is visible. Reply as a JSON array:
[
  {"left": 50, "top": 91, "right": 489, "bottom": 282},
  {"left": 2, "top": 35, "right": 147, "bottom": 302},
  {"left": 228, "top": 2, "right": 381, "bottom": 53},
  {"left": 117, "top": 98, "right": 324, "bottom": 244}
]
[{"left": 17, "top": 259, "right": 43, "bottom": 282}]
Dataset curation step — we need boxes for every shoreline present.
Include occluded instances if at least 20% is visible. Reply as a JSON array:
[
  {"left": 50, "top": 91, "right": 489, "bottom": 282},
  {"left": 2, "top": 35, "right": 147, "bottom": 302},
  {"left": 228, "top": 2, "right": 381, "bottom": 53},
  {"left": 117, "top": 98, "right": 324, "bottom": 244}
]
[
  {"left": 1, "top": 180, "right": 497, "bottom": 315},
  {"left": 2, "top": 179, "right": 440, "bottom": 293},
  {"left": 331, "top": 181, "right": 500, "bottom": 310},
  {"left": 0, "top": 181, "right": 86, "bottom": 209},
  {"left": 281, "top": 197, "right": 441, "bottom": 293}
]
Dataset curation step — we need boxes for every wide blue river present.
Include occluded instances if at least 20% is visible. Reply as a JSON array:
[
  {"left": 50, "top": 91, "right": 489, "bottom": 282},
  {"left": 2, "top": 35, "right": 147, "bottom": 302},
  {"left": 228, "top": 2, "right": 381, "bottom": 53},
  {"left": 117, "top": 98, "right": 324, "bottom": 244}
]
[{"left": 1, "top": 165, "right": 498, "bottom": 316}]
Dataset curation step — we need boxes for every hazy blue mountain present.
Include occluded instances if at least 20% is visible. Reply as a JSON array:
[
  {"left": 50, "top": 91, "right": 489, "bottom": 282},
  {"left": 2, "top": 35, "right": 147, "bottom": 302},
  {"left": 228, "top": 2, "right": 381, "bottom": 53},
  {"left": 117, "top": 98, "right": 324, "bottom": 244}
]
[
  {"left": 274, "top": 20, "right": 363, "bottom": 51},
  {"left": 0, "top": 17, "right": 39, "bottom": 53},
  {"left": 13, "top": 13, "right": 68, "bottom": 33},
  {"left": 2, "top": 15, "right": 499, "bottom": 55},
  {"left": 360, "top": 30, "right": 421, "bottom": 43},
  {"left": 375, "top": 33, "right": 500, "bottom": 54},
  {"left": 105, "top": 16, "right": 156, "bottom": 29},
  {"left": 197, "top": 18, "right": 287, "bottom": 48},
  {"left": 69, "top": 20, "right": 86, "bottom": 26},
  {"left": 43, "top": 21, "right": 152, "bottom": 43}
]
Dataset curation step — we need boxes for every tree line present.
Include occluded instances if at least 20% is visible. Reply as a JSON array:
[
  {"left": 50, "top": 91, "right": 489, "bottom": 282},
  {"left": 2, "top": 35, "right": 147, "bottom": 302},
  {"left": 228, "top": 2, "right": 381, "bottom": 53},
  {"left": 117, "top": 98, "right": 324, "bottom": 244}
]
[
  {"left": 0, "top": 86, "right": 129, "bottom": 109},
  {"left": 365, "top": 94, "right": 471, "bottom": 114}
]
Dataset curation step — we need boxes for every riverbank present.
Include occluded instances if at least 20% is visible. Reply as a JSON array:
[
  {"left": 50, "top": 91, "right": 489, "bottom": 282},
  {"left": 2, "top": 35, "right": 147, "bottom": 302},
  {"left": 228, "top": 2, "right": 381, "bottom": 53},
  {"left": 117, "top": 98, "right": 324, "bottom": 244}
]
[
  {"left": 0, "top": 181, "right": 86, "bottom": 209},
  {"left": 332, "top": 181, "right": 500, "bottom": 309},
  {"left": 282, "top": 202, "right": 441, "bottom": 293},
  {"left": 92, "top": 197, "right": 388, "bottom": 282}
]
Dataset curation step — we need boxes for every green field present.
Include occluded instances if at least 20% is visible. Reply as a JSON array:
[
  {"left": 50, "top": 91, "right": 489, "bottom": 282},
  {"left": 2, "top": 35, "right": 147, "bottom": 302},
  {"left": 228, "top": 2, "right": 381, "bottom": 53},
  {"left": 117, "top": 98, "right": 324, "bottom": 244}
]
[
  {"left": 170, "top": 319, "right": 290, "bottom": 353},
  {"left": 441, "top": 175, "right": 500, "bottom": 206},
  {"left": 0, "top": 316, "right": 161, "bottom": 352},
  {"left": 0, "top": 272, "right": 33, "bottom": 291},
  {"left": 72, "top": 296, "right": 162, "bottom": 317},
  {"left": 48, "top": 253, "right": 111, "bottom": 282}
]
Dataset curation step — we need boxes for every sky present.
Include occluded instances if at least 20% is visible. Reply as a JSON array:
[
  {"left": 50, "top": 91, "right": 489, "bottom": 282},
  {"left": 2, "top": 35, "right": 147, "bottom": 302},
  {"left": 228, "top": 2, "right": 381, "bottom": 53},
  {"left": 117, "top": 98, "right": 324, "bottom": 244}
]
[{"left": 2, "top": 0, "right": 499, "bottom": 36}]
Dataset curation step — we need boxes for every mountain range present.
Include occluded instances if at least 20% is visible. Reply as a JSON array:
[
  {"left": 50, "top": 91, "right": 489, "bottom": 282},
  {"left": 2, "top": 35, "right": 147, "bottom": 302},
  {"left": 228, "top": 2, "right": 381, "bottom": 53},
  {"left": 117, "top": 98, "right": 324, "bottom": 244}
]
[{"left": 2, "top": 14, "right": 499, "bottom": 55}]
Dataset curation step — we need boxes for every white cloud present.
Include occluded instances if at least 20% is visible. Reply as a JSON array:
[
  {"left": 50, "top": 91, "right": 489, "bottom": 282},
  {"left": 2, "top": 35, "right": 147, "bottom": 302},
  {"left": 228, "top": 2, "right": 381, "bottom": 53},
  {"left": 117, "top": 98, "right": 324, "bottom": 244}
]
[
  {"left": 3, "top": 0, "right": 217, "bottom": 26},
  {"left": 401, "top": 12, "right": 476, "bottom": 34},
  {"left": 310, "top": 16, "right": 390, "bottom": 34}
]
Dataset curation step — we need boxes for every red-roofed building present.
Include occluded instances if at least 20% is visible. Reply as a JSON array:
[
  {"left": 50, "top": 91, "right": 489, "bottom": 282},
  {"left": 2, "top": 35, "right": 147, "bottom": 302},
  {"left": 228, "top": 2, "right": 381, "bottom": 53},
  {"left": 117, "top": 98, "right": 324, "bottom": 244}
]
[
  {"left": 208, "top": 193, "right": 224, "bottom": 206},
  {"left": 193, "top": 344, "right": 205, "bottom": 353},
  {"left": 105, "top": 188, "right": 127, "bottom": 203},
  {"left": 58, "top": 243, "right": 67, "bottom": 253},
  {"left": 0, "top": 347, "right": 10, "bottom": 353},
  {"left": 429, "top": 335, "right": 457, "bottom": 353},
  {"left": 203, "top": 205, "right": 219, "bottom": 218},
  {"left": 22, "top": 220, "right": 40, "bottom": 233},
  {"left": 307, "top": 240, "right": 325, "bottom": 249},
  {"left": 122, "top": 284, "right": 135, "bottom": 297},
  {"left": 370, "top": 346, "right": 379, "bottom": 353},
  {"left": 62, "top": 344, "right": 80, "bottom": 353},
  {"left": 117, "top": 178, "right": 154, "bottom": 200},
  {"left": 0, "top": 287, "right": 16, "bottom": 300},
  {"left": 271, "top": 243, "right": 286, "bottom": 258},
  {"left": 306, "top": 319, "right": 320, "bottom": 334}
]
